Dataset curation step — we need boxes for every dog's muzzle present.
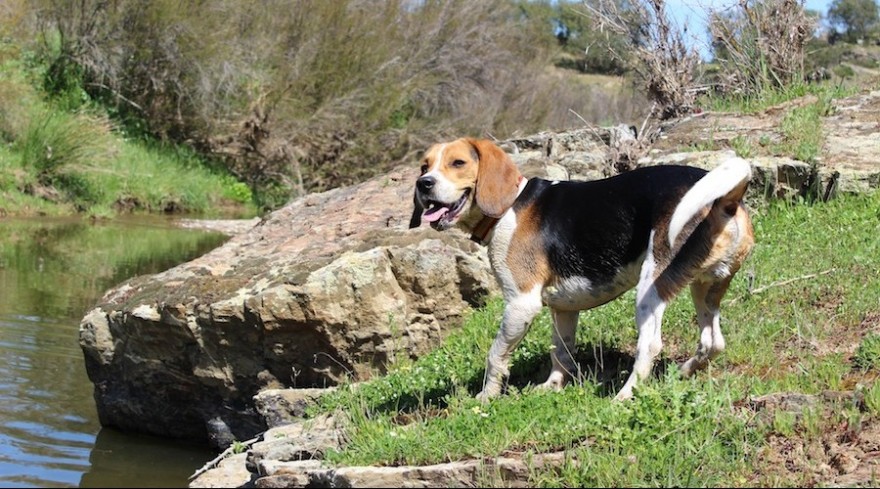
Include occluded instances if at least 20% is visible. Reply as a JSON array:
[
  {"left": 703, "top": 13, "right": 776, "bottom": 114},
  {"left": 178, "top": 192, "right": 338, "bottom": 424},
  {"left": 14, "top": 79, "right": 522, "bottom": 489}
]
[{"left": 418, "top": 188, "right": 471, "bottom": 230}]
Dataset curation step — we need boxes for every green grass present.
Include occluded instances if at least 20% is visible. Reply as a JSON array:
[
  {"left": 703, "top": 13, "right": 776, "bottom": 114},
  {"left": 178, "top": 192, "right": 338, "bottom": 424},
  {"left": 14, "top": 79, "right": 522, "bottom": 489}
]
[
  {"left": 730, "top": 134, "right": 756, "bottom": 158},
  {"left": 699, "top": 82, "right": 855, "bottom": 164},
  {"left": 855, "top": 334, "right": 880, "bottom": 371},
  {"left": 309, "top": 189, "right": 880, "bottom": 486},
  {"left": 771, "top": 94, "right": 834, "bottom": 163},
  {"left": 701, "top": 82, "right": 855, "bottom": 115},
  {"left": 0, "top": 46, "right": 256, "bottom": 218}
]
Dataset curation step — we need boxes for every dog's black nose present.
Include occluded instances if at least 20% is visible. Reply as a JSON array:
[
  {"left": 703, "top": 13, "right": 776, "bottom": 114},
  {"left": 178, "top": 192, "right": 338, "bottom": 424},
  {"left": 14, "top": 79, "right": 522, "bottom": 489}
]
[{"left": 417, "top": 176, "right": 435, "bottom": 193}]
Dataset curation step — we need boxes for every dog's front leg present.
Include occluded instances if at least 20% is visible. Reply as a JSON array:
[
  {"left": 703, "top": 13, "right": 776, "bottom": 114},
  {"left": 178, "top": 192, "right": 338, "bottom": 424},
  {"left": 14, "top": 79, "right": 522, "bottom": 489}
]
[
  {"left": 539, "top": 309, "right": 579, "bottom": 391},
  {"left": 477, "top": 287, "right": 543, "bottom": 402}
]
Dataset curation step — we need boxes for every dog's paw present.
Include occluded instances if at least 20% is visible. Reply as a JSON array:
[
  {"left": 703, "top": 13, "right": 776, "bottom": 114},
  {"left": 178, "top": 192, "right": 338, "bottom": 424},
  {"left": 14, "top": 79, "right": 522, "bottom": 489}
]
[
  {"left": 536, "top": 375, "right": 566, "bottom": 392},
  {"left": 475, "top": 390, "right": 493, "bottom": 404},
  {"left": 476, "top": 383, "right": 502, "bottom": 403},
  {"left": 679, "top": 359, "right": 697, "bottom": 378},
  {"left": 612, "top": 388, "right": 634, "bottom": 402}
]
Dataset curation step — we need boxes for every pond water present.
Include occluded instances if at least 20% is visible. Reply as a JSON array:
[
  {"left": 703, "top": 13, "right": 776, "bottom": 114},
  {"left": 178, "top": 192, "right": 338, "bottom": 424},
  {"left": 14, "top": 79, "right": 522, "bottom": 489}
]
[{"left": 0, "top": 216, "right": 230, "bottom": 488}]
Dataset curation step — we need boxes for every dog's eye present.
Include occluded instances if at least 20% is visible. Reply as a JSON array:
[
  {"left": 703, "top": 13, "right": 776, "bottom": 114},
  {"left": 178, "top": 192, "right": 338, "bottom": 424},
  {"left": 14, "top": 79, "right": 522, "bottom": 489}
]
[
  {"left": 420, "top": 164, "right": 428, "bottom": 174},
  {"left": 451, "top": 159, "right": 466, "bottom": 168}
]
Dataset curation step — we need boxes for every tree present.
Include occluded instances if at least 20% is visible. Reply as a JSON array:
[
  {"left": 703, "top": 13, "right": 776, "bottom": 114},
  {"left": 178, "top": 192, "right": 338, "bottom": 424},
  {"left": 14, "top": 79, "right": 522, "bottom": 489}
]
[
  {"left": 515, "top": 0, "right": 631, "bottom": 75},
  {"left": 827, "top": 0, "right": 880, "bottom": 42}
]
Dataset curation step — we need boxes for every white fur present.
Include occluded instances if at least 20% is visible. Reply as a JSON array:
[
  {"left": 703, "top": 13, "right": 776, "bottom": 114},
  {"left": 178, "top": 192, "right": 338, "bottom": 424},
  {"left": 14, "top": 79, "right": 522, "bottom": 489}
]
[
  {"left": 485, "top": 178, "right": 529, "bottom": 300},
  {"left": 540, "top": 309, "right": 579, "bottom": 390},
  {"left": 681, "top": 280, "right": 727, "bottom": 377},
  {"left": 616, "top": 231, "right": 667, "bottom": 401},
  {"left": 542, "top": 260, "right": 641, "bottom": 311},
  {"left": 423, "top": 144, "right": 465, "bottom": 206},
  {"left": 668, "top": 157, "right": 752, "bottom": 248},
  {"left": 478, "top": 283, "right": 544, "bottom": 401}
]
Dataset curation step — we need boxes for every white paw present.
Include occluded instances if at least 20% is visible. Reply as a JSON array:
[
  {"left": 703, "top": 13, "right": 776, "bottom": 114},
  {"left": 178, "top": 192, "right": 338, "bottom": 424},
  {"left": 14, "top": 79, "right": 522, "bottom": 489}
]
[
  {"left": 613, "top": 388, "right": 634, "bottom": 402},
  {"left": 535, "top": 373, "right": 566, "bottom": 392},
  {"left": 680, "top": 357, "right": 706, "bottom": 378},
  {"left": 476, "top": 390, "right": 494, "bottom": 404}
]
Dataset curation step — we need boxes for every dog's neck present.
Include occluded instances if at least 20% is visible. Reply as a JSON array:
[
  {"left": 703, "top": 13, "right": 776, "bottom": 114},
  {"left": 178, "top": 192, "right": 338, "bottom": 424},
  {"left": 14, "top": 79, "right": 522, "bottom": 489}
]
[{"left": 468, "top": 176, "right": 527, "bottom": 245}]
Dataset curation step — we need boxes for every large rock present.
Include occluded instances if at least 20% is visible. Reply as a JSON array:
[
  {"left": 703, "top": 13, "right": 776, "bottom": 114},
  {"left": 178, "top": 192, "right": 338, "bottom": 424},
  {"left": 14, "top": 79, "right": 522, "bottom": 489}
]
[{"left": 79, "top": 166, "right": 497, "bottom": 446}]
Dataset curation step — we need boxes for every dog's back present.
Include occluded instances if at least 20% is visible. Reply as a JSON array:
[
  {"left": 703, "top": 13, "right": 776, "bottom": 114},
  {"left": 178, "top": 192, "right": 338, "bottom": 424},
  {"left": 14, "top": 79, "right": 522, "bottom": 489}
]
[{"left": 514, "top": 165, "right": 709, "bottom": 286}]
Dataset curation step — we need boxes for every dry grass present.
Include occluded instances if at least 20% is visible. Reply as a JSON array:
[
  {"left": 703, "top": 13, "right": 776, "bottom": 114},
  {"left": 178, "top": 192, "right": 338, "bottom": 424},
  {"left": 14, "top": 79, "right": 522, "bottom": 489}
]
[
  {"left": 582, "top": 0, "right": 702, "bottom": 120},
  {"left": 709, "top": 0, "right": 815, "bottom": 97}
]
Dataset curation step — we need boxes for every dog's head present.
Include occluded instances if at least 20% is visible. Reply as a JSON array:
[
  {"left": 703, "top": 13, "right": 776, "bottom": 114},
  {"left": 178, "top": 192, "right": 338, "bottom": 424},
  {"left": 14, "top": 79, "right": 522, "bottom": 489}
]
[{"left": 409, "top": 138, "right": 521, "bottom": 231}]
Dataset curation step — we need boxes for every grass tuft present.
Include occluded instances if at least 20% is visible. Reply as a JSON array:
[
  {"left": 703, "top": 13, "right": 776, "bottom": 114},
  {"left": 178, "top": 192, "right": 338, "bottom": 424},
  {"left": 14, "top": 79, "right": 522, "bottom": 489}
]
[{"left": 854, "top": 334, "right": 880, "bottom": 371}]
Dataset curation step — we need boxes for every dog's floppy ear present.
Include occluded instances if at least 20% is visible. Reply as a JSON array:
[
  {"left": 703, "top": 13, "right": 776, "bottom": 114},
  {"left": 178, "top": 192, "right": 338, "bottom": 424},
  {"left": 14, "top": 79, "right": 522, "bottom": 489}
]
[
  {"left": 409, "top": 188, "right": 423, "bottom": 228},
  {"left": 468, "top": 138, "right": 521, "bottom": 218}
]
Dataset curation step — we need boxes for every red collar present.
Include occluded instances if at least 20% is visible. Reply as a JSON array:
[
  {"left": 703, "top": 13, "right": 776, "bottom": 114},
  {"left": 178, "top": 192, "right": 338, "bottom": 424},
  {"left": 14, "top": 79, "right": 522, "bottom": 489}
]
[
  {"left": 469, "top": 215, "right": 500, "bottom": 244},
  {"left": 469, "top": 175, "right": 524, "bottom": 245}
]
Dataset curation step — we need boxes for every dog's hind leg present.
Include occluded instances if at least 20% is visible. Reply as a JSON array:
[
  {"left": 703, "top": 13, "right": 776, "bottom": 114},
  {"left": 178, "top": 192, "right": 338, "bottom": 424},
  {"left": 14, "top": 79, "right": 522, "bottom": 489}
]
[
  {"left": 614, "top": 239, "right": 682, "bottom": 401},
  {"left": 615, "top": 276, "right": 668, "bottom": 401},
  {"left": 681, "top": 276, "right": 733, "bottom": 377},
  {"left": 478, "top": 286, "right": 543, "bottom": 402},
  {"left": 538, "top": 309, "right": 579, "bottom": 391}
]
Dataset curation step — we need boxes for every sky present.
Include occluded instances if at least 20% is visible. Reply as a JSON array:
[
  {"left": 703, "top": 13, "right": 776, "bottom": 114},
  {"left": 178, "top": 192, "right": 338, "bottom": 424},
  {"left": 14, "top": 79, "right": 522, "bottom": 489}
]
[{"left": 663, "top": 0, "right": 835, "bottom": 59}]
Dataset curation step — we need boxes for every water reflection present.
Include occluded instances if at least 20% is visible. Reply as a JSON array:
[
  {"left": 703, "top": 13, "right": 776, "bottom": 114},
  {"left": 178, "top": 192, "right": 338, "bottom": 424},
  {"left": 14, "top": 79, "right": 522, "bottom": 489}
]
[
  {"left": 79, "top": 429, "right": 214, "bottom": 488},
  {"left": 0, "top": 216, "right": 228, "bottom": 488}
]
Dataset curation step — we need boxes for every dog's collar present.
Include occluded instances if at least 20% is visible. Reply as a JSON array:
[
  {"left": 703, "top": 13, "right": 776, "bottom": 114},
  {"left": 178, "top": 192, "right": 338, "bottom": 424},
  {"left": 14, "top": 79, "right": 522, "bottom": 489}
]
[
  {"left": 469, "top": 175, "right": 525, "bottom": 245},
  {"left": 469, "top": 215, "right": 500, "bottom": 244}
]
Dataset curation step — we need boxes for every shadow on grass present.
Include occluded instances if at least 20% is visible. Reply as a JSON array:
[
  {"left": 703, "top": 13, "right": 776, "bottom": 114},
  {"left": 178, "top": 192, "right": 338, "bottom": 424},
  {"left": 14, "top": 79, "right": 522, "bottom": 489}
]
[
  {"left": 506, "top": 343, "right": 676, "bottom": 398},
  {"left": 356, "top": 342, "right": 677, "bottom": 417}
]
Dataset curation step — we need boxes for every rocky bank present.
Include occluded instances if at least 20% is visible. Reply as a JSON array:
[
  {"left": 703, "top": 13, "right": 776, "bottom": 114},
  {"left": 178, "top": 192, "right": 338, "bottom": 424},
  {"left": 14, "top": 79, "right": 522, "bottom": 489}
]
[{"left": 77, "top": 90, "right": 880, "bottom": 487}]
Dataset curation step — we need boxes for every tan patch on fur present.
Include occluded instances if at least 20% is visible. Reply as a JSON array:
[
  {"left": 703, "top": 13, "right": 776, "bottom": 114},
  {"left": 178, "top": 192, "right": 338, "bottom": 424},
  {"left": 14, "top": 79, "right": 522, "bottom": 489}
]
[
  {"left": 507, "top": 204, "right": 551, "bottom": 292},
  {"left": 654, "top": 203, "right": 754, "bottom": 301}
]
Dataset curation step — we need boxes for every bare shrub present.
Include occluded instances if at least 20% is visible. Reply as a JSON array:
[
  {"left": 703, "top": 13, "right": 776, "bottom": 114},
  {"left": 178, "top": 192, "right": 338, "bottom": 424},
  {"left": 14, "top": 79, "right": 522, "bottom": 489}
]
[
  {"left": 582, "top": 0, "right": 701, "bottom": 120},
  {"left": 709, "top": 0, "right": 815, "bottom": 96},
  {"left": 20, "top": 0, "right": 647, "bottom": 204}
]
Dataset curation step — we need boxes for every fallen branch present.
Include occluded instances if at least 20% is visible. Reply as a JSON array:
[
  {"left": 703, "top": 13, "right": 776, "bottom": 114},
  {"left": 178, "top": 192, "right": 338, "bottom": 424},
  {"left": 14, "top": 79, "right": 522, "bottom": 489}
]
[
  {"left": 731, "top": 268, "right": 835, "bottom": 304},
  {"left": 189, "top": 434, "right": 262, "bottom": 481}
]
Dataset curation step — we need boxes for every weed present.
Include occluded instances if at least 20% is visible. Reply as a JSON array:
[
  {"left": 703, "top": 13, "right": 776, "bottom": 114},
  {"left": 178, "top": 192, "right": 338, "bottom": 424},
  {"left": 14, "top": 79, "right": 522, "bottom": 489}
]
[
  {"left": 865, "top": 382, "right": 880, "bottom": 415},
  {"left": 801, "top": 407, "right": 822, "bottom": 440},
  {"left": 772, "top": 410, "right": 797, "bottom": 437},
  {"left": 230, "top": 440, "right": 247, "bottom": 455},
  {"left": 854, "top": 333, "right": 880, "bottom": 370},
  {"left": 730, "top": 135, "right": 755, "bottom": 158},
  {"left": 17, "top": 109, "right": 109, "bottom": 177}
]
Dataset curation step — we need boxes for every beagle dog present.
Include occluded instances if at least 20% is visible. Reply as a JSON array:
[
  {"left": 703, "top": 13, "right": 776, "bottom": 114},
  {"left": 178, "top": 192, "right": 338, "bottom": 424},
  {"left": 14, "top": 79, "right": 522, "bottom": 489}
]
[{"left": 409, "top": 138, "right": 754, "bottom": 402}]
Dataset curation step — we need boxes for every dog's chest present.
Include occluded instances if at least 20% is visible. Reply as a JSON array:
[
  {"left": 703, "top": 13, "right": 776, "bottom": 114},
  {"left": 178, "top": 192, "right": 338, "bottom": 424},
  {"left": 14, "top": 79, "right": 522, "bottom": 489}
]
[{"left": 541, "top": 259, "right": 643, "bottom": 311}]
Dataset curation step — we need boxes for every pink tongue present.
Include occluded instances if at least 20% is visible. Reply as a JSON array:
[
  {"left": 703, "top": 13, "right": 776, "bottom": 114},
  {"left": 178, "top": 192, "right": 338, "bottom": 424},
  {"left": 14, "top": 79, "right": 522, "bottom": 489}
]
[{"left": 422, "top": 206, "right": 449, "bottom": 223}]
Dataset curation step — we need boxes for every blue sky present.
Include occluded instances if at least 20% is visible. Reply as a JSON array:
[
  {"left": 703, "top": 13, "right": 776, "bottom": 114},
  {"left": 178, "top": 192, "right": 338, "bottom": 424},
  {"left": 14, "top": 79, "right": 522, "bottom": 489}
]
[{"left": 664, "top": 0, "right": 835, "bottom": 59}]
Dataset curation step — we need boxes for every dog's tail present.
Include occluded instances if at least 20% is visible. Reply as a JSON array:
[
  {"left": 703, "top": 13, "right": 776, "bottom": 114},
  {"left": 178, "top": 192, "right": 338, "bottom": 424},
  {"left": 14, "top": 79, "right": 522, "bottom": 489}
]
[{"left": 668, "top": 157, "right": 752, "bottom": 248}]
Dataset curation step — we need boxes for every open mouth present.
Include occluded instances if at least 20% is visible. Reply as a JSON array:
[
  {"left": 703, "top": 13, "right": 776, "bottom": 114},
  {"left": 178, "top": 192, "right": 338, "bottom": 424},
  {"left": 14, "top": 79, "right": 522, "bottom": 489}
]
[{"left": 421, "top": 189, "right": 471, "bottom": 229}]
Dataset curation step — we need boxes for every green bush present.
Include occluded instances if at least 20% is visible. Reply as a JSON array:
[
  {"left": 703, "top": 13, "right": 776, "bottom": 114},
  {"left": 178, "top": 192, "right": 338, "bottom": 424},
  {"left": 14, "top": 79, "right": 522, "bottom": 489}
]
[
  {"left": 17, "top": 110, "right": 109, "bottom": 177},
  {"left": 833, "top": 64, "right": 856, "bottom": 78}
]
